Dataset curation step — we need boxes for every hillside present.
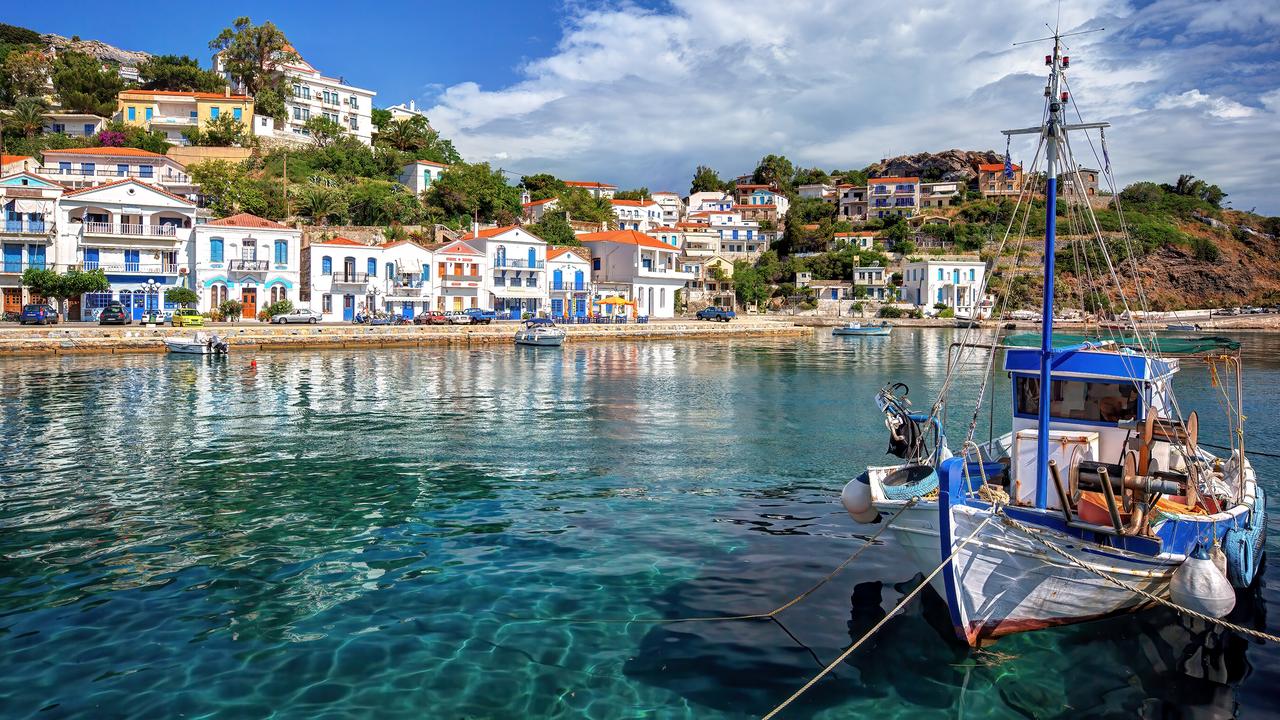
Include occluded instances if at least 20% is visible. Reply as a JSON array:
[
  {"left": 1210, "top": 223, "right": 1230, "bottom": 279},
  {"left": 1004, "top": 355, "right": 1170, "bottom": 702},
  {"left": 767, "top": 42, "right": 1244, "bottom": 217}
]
[
  {"left": 863, "top": 149, "right": 1002, "bottom": 182},
  {"left": 43, "top": 32, "right": 151, "bottom": 68}
]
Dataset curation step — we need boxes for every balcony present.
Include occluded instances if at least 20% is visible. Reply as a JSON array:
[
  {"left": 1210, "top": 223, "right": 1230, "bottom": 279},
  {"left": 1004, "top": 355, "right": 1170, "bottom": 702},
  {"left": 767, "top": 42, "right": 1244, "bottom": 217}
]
[
  {"left": 551, "top": 281, "right": 588, "bottom": 291},
  {"left": 494, "top": 258, "right": 545, "bottom": 270},
  {"left": 4, "top": 220, "right": 48, "bottom": 235},
  {"left": 327, "top": 271, "right": 369, "bottom": 284},
  {"left": 1, "top": 261, "right": 45, "bottom": 274},
  {"left": 228, "top": 259, "right": 268, "bottom": 271},
  {"left": 40, "top": 166, "right": 191, "bottom": 185},
  {"left": 80, "top": 262, "right": 179, "bottom": 275},
  {"left": 82, "top": 223, "right": 181, "bottom": 238}
]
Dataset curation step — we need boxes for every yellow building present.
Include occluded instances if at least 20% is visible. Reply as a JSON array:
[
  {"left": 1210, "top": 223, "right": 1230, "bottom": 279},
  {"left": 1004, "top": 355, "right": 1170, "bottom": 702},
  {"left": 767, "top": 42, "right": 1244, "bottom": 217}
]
[{"left": 116, "top": 90, "right": 255, "bottom": 145}]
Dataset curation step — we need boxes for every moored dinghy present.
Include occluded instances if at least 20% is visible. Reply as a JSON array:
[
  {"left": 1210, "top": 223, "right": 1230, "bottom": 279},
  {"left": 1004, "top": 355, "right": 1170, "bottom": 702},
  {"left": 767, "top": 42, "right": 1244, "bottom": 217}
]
[
  {"left": 832, "top": 321, "right": 892, "bottom": 337},
  {"left": 840, "top": 31, "right": 1265, "bottom": 646},
  {"left": 164, "top": 331, "right": 229, "bottom": 355},
  {"left": 514, "top": 317, "right": 566, "bottom": 347}
]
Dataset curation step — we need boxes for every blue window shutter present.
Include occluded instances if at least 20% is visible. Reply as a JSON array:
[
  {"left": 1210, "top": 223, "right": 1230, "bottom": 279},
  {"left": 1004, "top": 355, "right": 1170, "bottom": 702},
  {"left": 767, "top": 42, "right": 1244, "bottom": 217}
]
[
  {"left": 210, "top": 107, "right": 220, "bottom": 119},
  {"left": 233, "top": 108, "right": 242, "bottom": 120},
  {"left": 322, "top": 256, "right": 332, "bottom": 274},
  {"left": 127, "top": 107, "right": 135, "bottom": 121},
  {"left": 210, "top": 238, "right": 223, "bottom": 263},
  {"left": 145, "top": 108, "right": 152, "bottom": 121},
  {"left": 367, "top": 258, "right": 376, "bottom": 276}
]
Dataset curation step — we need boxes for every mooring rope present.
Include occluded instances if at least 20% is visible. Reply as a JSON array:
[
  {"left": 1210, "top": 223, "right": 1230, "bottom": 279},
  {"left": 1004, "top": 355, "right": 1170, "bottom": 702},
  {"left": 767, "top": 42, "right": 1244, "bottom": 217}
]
[
  {"left": 1196, "top": 441, "right": 1280, "bottom": 460},
  {"left": 761, "top": 516, "right": 994, "bottom": 720},
  {"left": 500, "top": 500, "right": 919, "bottom": 626},
  {"left": 997, "top": 513, "right": 1280, "bottom": 644}
]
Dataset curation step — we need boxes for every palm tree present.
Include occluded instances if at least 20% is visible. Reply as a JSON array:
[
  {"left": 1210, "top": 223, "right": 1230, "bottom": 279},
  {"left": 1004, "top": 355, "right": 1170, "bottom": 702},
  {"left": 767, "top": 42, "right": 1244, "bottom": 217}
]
[
  {"left": 9, "top": 97, "right": 48, "bottom": 139},
  {"left": 292, "top": 185, "right": 347, "bottom": 225}
]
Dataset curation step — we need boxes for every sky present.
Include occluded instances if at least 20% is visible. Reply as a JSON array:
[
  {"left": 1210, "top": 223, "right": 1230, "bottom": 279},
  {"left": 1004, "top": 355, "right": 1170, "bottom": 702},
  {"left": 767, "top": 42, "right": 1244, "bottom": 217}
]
[{"left": 11, "top": 0, "right": 1280, "bottom": 213}]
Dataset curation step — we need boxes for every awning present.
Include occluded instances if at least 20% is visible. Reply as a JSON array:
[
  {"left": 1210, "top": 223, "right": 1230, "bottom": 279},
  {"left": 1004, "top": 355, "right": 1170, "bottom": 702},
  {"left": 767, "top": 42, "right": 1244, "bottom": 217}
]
[{"left": 12, "top": 199, "right": 52, "bottom": 214}]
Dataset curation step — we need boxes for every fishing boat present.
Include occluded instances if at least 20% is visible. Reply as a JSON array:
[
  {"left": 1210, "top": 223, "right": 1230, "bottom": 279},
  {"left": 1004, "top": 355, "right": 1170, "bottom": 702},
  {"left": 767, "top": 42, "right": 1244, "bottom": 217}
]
[
  {"left": 1166, "top": 323, "right": 1202, "bottom": 332},
  {"left": 953, "top": 316, "right": 982, "bottom": 329},
  {"left": 833, "top": 321, "right": 892, "bottom": 337},
  {"left": 514, "top": 318, "right": 566, "bottom": 347},
  {"left": 840, "top": 32, "right": 1264, "bottom": 646},
  {"left": 164, "top": 332, "right": 229, "bottom": 355}
]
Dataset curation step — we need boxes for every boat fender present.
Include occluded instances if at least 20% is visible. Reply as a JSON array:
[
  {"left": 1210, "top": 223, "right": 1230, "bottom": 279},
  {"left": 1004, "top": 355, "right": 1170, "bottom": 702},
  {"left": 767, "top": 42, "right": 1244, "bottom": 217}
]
[
  {"left": 1170, "top": 544, "right": 1236, "bottom": 619},
  {"left": 841, "top": 473, "right": 880, "bottom": 523},
  {"left": 1224, "top": 486, "right": 1266, "bottom": 588}
]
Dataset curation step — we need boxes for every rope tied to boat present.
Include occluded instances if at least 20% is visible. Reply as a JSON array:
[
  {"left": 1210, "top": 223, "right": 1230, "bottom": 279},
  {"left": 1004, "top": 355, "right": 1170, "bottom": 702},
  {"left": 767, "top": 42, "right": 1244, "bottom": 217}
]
[
  {"left": 760, "top": 516, "right": 994, "bottom": 720},
  {"left": 997, "top": 512, "right": 1280, "bottom": 644}
]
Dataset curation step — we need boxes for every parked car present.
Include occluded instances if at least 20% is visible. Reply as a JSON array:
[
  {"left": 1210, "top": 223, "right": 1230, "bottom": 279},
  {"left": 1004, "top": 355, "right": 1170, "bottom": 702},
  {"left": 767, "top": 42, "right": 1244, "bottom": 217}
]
[
  {"left": 446, "top": 311, "right": 473, "bottom": 325},
  {"left": 415, "top": 311, "right": 449, "bottom": 325},
  {"left": 463, "top": 308, "right": 497, "bottom": 325},
  {"left": 271, "top": 308, "right": 322, "bottom": 324},
  {"left": 696, "top": 306, "right": 736, "bottom": 322},
  {"left": 98, "top": 302, "right": 131, "bottom": 325},
  {"left": 171, "top": 308, "right": 205, "bottom": 327},
  {"left": 19, "top": 304, "right": 58, "bottom": 325}
]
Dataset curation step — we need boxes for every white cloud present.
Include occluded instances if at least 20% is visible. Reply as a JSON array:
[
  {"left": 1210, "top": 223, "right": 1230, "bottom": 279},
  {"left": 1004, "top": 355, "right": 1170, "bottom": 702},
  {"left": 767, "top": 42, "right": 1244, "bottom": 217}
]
[{"left": 425, "top": 0, "right": 1280, "bottom": 213}]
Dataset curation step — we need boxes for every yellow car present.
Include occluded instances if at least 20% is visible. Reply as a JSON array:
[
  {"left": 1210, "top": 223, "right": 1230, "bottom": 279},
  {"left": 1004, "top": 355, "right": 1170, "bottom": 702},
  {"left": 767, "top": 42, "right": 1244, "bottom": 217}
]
[{"left": 171, "top": 308, "right": 206, "bottom": 327}]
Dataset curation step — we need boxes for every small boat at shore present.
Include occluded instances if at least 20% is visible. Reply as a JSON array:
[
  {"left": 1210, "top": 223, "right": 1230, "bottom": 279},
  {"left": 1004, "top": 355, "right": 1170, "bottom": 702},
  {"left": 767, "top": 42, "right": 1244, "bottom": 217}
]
[
  {"left": 833, "top": 321, "right": 892, "bottom": 337},
  {"left": 954, "top": 316, "right": 982, "bottom": 329},
  {"left": 1166, "top": 323, "right": 1202, "bottom": 332},
  {"left": 164, "top": 332, "right": 229, "bottom": 355},
  {"left": 514, "top": 318, "right": 566, "bottom": 347}
]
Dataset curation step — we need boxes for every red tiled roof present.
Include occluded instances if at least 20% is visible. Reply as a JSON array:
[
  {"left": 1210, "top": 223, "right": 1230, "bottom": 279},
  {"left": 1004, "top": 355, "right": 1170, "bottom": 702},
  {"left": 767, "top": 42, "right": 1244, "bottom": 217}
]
[
  {"left": 564, "top": 181, "right": 617, "bottom": 189},
  {"left": 43, "top": 146, "right": 166, "bottom": 158},
  {"left": 62, "top": 177, "right": 194, "bottom": 205},
  {"left": 978, "top": 163, "right": 1021, "bottom": 172},
  {"left": 459, "top": 224, "right": 522, "bottom": 241},
  {"left": 649, "top": 226, "right": 679, "bottom": 233},
  {"left": 675, "top": 221, "right": 709, "bottom": 229},
  {"left": 547, "top": 246, "right": 588, "bottom": 261},
  {"left": 207, "top": 213, "right": 288, "bottom": 229},
  {"left": 733, "top": 204, "right": 776, "bottom": 210},
  {"left": 424, "top": 239, "right": 482, "bottom": 255},
  {"left": 834, "top": 231, "right": 878, "bottom": 237},
  {"left": 736, "top": 184, "right": 771, "bottom": 189},
  {"left": 610, "top": 199, "right": 658, "bottom": 207},
  {"left": 120, "top": 89, "right": 251, "bottom": 101},
  {"left": 578, "top": 229, "right": 675, "bottom": 251},
  {"left": 523, "top": 198, "right": 556, "bottom": 207},
  {"left": 2, "top": 154, "right": 34, "bottom": 165},
  {"left": 868, "top": 177, "right": 919, "bottom": 184},
  {"left": 312, "top": 236, "right": 368, "bottom": 247},
  {"left": 405, "top": 159, "right": 449, "bottom": 168}
]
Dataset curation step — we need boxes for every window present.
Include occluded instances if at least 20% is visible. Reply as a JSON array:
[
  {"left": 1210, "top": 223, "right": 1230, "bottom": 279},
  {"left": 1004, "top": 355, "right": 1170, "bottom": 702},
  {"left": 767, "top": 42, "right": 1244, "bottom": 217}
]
[
  {"left": 210, "top": 107, "right": 220, "bottom": 119},
  {"left": 82, "top": 123, "right": 94, "bottom": 135},
  {"left": 321, "top": 256, "right": 332, "bottom": 275},
  {"left": 145, "top": 108, "right": 153, "bottom": 121},
  {"left": 937, "top": 269, "right": 943, "bottom": 281},
  {"left": 241, "top": 239, "right": 257, "bottom": 261},
  {"left": 969, "top": 269, "right": 976, "bottom": 281},
  {"left": 127, "top": 107, "right": 136, "bottom": 121},
  {"left": 59, "top": 161, "right": 70, "bottom": 173},
  {"left": 367, "top": 258, "right": 377, "bottom": 277},
  {"left": 210, "top": 237, "right": 224, "bottom": 263},
  {"left": 233, "top": 108, "right": 242, "bottom": 121},
  {"left": 124, "top": 249, "right": 140, "bottom": 272},
  {"left": 1014, "top": 377, "right": 1141, "bottom": 424},
  {"left": 83, "top": 163, "right": 95, "bottom": 175},
  {"left": 349, "top": 96, "right": 358, "bottom": 109},
  {"left": 139, "top": 166, "right": 152, "bottom": 178},
  {"left": 323, "top": 294, "right": 333, "bottom": 313},
  {"left": 385, "top": 262, "right": 395, "bottom": 280},
  {"left": 349, "top": 117, "right": 358, "bottom": 131},
  {"left": 592, "top": 258, "right": 601, "bottom": 271},
  {"left": 117, "top": 164, "right": 128, "bottom": 177},
  {"left": 52, "top": 123, "right": 65, "bottom": 133},
  {"left": 274, "top": 241, "right": 287, "bottom": 265}
]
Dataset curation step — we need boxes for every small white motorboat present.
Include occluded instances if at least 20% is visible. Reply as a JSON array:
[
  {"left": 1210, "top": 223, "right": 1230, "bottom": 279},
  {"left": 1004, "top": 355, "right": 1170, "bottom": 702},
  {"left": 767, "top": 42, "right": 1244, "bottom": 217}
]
[
  {"left": 832, "top": 321, "right": 892, "bottom": 337},
  {"left": 1166, "top": 323, "right": 1202, "bottom": 332},
  {"left": 164, "top": 332, "right": 229, "bottom": 355},
  {"left": 514, "top": 318, "right": 566, "bottom": 347}
]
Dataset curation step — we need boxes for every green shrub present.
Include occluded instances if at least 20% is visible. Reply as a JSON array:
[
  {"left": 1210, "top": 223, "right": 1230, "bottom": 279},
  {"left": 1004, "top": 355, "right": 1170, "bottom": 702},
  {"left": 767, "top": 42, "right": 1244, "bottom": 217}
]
[
  {"left": 1190, "top": 236, "right": 1220, "bottom": 262},
  {"left": 218, "top": 299, "right": 244, "bottom": 321},
  {"left": 263, "top": 299, "right": 294, "bottom": 318},
  {"left": 938, "top": 308, "right": 956, "bottom": 318},
  {"left": 878, "top": 306, "right": 905, "bottom": 318}
]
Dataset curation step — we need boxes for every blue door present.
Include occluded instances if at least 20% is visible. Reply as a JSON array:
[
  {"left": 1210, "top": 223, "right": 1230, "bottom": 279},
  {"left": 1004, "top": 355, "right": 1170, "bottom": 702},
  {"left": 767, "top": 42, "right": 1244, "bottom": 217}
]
[
  {"left": 342, "top": 294, "right": 355, "bottom": 321},
  {"left": 831, "top": 289, "right": 838, "bottom": 300},
  {"left": 551, "top": 298, "right": 564, "bottom": 317},
  {"left": 402, "top": 302, "right": 414, "bottom": 319},
  {"left": 575, "top": 298, "right": 586, "bottom": 317},
  {"left": 3, "top": 244, "right": 21, "bottom": 273},
  {"left": 527, "top": 247, "right": 537, "bottom": 268}
]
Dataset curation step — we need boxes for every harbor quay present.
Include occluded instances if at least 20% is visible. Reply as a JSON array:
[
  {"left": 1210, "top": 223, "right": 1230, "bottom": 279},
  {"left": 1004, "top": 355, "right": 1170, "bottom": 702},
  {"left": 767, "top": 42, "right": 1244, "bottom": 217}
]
[{"left": 0, "top": 317, "right": 809, "bottom": 356}]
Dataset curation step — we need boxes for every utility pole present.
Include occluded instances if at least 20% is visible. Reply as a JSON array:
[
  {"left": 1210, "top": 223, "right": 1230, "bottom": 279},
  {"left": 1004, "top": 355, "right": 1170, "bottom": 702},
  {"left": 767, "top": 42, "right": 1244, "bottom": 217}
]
[{"left": 282, "top": 151, "right": 289, "bottom": 220}]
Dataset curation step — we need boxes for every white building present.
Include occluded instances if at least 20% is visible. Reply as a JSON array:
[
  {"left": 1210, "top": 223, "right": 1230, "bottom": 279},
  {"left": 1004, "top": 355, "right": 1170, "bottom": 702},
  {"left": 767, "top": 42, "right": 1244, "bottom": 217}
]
[
  {"left": 611, "top": 199, "right": 663, "bottom": 232},
  {"left": 1, "top": 155, "right": 37, "bottom": 175},
  {"left": 397, "top": 160, "right": 449, "bottom": 195},
  {"left": 833, "top": 231, "right": 877, "bottom": 251},
  {"left": 521, "top": 197, "right": 559, "bottom": 222},
  {"left": 853, "top": 264, "right": 891, "bottom": 301},
  {"left": 686, "top": 191, "right": 733, "bottom": 214},
  {"left": 376, "top": 239, "right": 435, "bottom": 318},
  {"left": 706, "top": 209, "right": 765, "bottom": 257},
  {"left": 579, "top": 229, "right": 692, "bottom": 319},
  {"left": 219, "top": 45, "right": 376, "bottom": 145},
  {"left": 798, "top": 183, "right": 837, "bottom": 201},
  {"left": 58, "top": 179, "right": 197, "bottom": 321},
  {"left": 385, "top": 99, "right": 430, "bottom": 122},
  {"left": 671, "top": 222, "right": 719, "bottom": 257},
  {"left": 902, "top": 259, "right": 988, "bottom": 316},
  {"left": 651, "top": 191, "right": 685, "bottom": 225},
  {"left": 920, "top": 181, "right": 962, "bottom": 209},
  {"left": 302, "top": 237, "right": 382, "bottom": 322},
  {"left": 43, "top": 113, "right": 107, "bottom": 138},
  {"left": 427, "top": 239, "right": 485, "bottom": 312},
  {"left": 38, "top": 147, "right": 195, "bottom": 198},
  {"left": 1, "top": 172, "right": 63, "bottom": 315},
  {"left": 547, "top": 246, "right": 592, "bottom": 320},
  {"left": 193, "top": 213, "right": 302, "bottom": 317},
  {"left": 563, "top": 181, "right": 616, "bottom": 199},
  {"left": 459, "top": 225, "right": 548, "bottom": 318}
]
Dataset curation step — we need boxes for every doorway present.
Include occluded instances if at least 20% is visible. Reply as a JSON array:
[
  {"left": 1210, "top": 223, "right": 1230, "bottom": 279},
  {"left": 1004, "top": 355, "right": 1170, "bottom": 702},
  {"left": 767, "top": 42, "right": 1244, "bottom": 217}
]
[
  {"left": 241, "top": 288, "right": 257, "bottom": 319},
  {"left": 343, "top": 294, "right": 355, "bottom": 321}
]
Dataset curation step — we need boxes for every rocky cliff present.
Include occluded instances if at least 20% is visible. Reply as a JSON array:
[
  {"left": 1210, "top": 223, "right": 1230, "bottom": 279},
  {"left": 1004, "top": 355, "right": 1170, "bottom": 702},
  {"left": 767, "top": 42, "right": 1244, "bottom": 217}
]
[
  {"left": 42, "top": 33, "right": 151, "bottom": 68},
  {"left": 864, "top": 149, "right": 1002, "bottom": 182}
]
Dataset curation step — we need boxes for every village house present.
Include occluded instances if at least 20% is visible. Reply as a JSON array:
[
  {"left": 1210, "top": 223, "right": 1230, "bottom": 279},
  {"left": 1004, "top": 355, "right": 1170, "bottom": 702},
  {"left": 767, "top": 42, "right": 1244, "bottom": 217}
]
[
  {"left": 459, "top": 225, "right": 548, "bottom": 318},
  {"left": 57, "top": 178, "right": 196, "bottom": 321},
  {"left": 798, "top": 183, "right": 838, "bottom": 202},
  {"left": 38, "top": 147, "right": 195, "bottom": 198},
  {"left": 385, "top": 99, "right": 430, "bottom": 122},
  {"left": 978, "top": 163, "right": 1022, "bottom": 198},
  {"left": 1060, "top": 164, "right": 1100, "bottom": 203},
  {"left": 192, "top": 213, "right": 301, "bottom": 318},
  {"left": 902, "top": 259, "right": 988, "bottom": 317},
  {"left": 832, "top": 231, "right": 877, "bottom": 251},
  {"left": 1, "top": 156, "right": 37, "bottom": 175},
  {"left": 706, "top": 209, "right": 765, "bottom": 257},
  {"left": 301, "top": 237, "right": 383, "bottom": 321},
  {"left": 650, "top": 191, "right": 685, "bottom": 225},
  {"left": 375, "top": 239, "right": 436, "bottom": 319},
  {"left": 686, "top": 191, "right": 733, "bottom": 214},
  {"left": 397, "top": 160, "right": 449, "bottom": 195},
  {"left": 920, "top": 181, "right": 963, "bottom": 209},
  {"left": 43, "top": 113, "right": 107, "bottom": 139},
  {"left": 521, "top": 196, "right": 559, "bottom": 222},
  {"left": 868, "top": 177, "right": 920, "bottom": 219},
  {"left": 427, "top": 238, "right": 485, "bottom": 312},
  {"left": 671, "top": 222, "right": 719, "bottom": 257},
  {"left": 579, "top": 229, "right": 692, "bottom": 319},
  {"left": 116, "top": 89, "right": 254, "bottom": 146},
  {"left": 838, "top": 185, "right": 868, "bottom": 220},
  {"left": 681, "top": 254, "right": 735, "bottom": 309},
  {"left": 733, "top": 184, "right": 790, "bottom": 218},
  {"left": 1, "top": 172, "right": 62, "bottom": 315},
  {"left": 563, "top": 181, "right": 616, "bottom": 200},
  {"left": 546, "top": 246, "right": 592, "bottom": 320},
  {"left": 853, "top": 264, "right": 891, "bottom": 301},
  {"left": 611, "top": 198, "right": 663, "bottom": 232}
]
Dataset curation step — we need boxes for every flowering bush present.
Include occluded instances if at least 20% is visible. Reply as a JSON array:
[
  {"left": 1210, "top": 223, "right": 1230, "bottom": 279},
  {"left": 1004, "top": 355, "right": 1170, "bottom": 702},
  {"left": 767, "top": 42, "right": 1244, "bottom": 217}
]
[{"left": 97, "top": 130, "right": 126, "bottom": 147}]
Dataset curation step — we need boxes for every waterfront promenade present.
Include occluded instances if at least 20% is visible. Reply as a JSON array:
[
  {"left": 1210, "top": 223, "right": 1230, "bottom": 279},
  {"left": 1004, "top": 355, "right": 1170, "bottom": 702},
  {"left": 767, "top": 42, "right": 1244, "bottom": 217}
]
[{"left": 0, "top": 317, "right": 810, "bottom": 356}]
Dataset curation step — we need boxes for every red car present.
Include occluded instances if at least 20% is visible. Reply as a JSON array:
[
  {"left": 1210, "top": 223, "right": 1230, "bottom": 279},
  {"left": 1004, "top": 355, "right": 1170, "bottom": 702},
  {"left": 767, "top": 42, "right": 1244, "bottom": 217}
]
[{"left": 414, "top": 311, "right": 449, "bottom": 326}]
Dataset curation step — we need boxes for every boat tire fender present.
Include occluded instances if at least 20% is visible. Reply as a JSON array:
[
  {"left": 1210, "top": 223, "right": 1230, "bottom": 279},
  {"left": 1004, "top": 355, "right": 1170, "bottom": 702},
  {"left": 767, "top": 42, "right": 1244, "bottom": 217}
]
[{"left": 1225, "top": 486, "right": 1266, "bottom": 588}]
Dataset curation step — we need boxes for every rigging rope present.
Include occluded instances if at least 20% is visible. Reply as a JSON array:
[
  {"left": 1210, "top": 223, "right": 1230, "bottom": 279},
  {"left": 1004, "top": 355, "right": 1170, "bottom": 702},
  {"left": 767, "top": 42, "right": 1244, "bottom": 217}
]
[
  {"left": 997, "top": 512, "right": 1280, "bottom": 644},
  {"left": 761, "top": 516, "right": 994, "bottom": 720}
]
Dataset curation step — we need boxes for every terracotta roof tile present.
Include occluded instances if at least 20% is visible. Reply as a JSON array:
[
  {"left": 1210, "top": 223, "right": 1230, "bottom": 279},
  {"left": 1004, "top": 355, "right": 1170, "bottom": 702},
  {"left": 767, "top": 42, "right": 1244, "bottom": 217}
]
[
  {"left": 610, "top": 199, "right": 658, "bottom": 207},
  {"left": 312, "top": 236, "right": 369, "bottom": 247},
  {"left": 868, "top": 176, "right": 920, "bottom": 184},
  {"left": 62, "top": 178, "right": 194, "bottom": 205},
  {"left": 978, "top": 163, "right": 1021, "bottom": 172},
  {"left": 206, "top": 213, "right": 289, "bottom": 229},
  {"left": 2, "top": 155, "right": 34, "bottom": 165},
  {"left": 547, "top": 246, "right": 588, "bottom": 261},
  {"left": 578, "top": 229, "right": 676, "bottom": 251},
  {"left": 44, "top": 146, "right": 167, "bottom": 158},
  {"left": 458, "top": 225, "right": 522, "bottom": 241},
  {"left": 120, "top": 89, "right": 251, "bottom": 101}
]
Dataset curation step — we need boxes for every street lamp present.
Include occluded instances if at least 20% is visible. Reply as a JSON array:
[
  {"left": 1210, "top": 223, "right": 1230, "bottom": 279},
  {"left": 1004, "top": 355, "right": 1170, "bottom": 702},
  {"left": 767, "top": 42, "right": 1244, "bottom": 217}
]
[{"left": 143, "top": 279, "right": 160, "bottom": 324}]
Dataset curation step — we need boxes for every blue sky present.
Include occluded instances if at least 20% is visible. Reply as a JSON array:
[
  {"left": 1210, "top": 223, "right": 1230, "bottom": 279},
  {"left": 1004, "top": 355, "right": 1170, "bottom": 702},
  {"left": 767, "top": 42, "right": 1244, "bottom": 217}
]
[{"left": 12, "top": 1, "right": 1280, "bottom": 213}]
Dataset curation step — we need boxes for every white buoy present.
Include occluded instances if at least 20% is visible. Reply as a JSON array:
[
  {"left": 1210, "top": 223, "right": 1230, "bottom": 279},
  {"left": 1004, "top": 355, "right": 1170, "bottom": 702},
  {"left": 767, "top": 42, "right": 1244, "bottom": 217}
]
[
  {"left": 1170, "top": 545, "right": 1236, "bottom": 619},
  {"left": 841, "top": 474, "right": 880, "bottom": 523}
]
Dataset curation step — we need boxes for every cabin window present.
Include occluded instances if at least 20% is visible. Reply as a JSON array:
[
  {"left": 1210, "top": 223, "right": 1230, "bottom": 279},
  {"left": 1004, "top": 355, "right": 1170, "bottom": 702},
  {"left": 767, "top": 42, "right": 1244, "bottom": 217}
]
[{"left": 1014, "top": 377, "right": 1142, "bottom": 424}]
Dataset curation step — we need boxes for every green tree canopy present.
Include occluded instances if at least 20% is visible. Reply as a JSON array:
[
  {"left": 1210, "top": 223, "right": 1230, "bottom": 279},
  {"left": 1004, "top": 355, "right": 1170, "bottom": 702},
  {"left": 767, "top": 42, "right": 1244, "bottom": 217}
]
[
  {"left": 690, "top": 164, "right": 733, "bottom": 195},
  {"left": 183, "top": 113, "right": 251, "bottom": 147},
  {"left": 613, "top": 187, "right": 650, "bottom": 201},
  {"left": 556, "top": 187, "right": 613, "bottom": 225},
  {"left": 530, "top": 213, "right": 580, "bottom": 246},
  {"left": 52, "top": 51, "right": 123, "bottom": 116},
  {"left": 209, "top": 17, "right": 297, "bottom": 120},
  {"left": 22, "top": 267, "right": 109, "bottom": 312},
  {"left": 303, "top": 116, "right": 346, "bottom": 147},
  {"left": 1, "top": 48, "right": 50, "bottom": 104},
  {"left": 424, "top": 162, "right": 522, "bottom": 227},
  {"left": 164, "top": 286, "right": 200, "bottom": 306},
  {"left": 138, "top": 55, "right": 228, "bottom": 93},
  {"left": 520, "top": 173, "right": 565, "bottom": 201},
  {"left": 9, "top": 96, "right": 47, "bottom": 138},
  {"left": 751, "top": 154, "right": 795, "bottom": 192}
]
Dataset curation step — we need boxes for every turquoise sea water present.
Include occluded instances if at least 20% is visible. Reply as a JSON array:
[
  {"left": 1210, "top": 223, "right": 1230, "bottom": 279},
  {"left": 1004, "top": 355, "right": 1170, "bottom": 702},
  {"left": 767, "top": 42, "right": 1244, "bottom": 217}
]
[{"left": 0, "top": 329, "right": 1275, "bottom": 719}]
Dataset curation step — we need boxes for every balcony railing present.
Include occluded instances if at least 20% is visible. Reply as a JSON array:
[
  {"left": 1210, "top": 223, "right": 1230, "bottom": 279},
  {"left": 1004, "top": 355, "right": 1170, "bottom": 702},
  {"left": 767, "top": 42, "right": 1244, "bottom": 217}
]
[
  {"left": 228, "top": 259, "right": 268, "bottom": 271},
  {"left": 42, "top": 167, "right": 191, "bottom": 184},
  {"left": 494, "top": 258, "right": 545, "bottom": 269},
  {"left": 82, "top": 222, "right": 181, "bottom": 238},
  {"left": 1, "top": 261, "right": 45, "bottom": 273},
  {"left": 327, "top": 271, "right": 369, "bottom": 283},
  {"left": 4, "top": 220, "right": 48, "bottom": 234},
  {"left": 80, "top": 262, "right": 179, "bottom": 274},
  {"left": 551, "top": 281, "right": 588, "bottom": 291}
]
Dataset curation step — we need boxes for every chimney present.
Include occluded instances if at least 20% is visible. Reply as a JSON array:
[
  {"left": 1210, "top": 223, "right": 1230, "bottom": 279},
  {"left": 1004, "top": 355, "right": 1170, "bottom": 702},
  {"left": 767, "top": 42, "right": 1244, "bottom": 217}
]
[{"left": 225, "top": 86, "right": 230, "bottom": 98}]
